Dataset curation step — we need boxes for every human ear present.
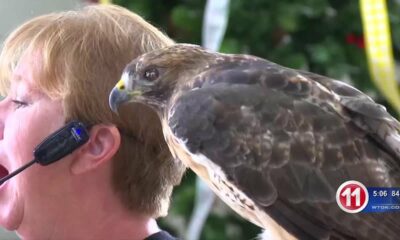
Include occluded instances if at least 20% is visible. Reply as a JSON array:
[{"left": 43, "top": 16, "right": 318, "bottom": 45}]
[{"left": 70, "top": 124, "right": 121, "bottom": 175}]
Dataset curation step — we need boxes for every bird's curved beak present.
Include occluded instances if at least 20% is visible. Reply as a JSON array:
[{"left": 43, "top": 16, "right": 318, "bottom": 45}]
[{"left": 109, "top": 79, "right": 134, "bottom": 113}]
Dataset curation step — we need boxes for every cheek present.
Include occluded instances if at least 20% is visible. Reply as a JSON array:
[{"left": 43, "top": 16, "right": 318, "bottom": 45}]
[
  {"left": 3, "top": 117, "right": 36, "bottom": 167},
  {"left": 3, "top": 106, "right": 64, "bottom": 168}
]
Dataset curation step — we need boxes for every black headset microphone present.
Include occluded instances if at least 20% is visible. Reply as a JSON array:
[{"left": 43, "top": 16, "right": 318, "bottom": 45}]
[{"left": 0, "top": 121, "right": 89, "bottom": 185}]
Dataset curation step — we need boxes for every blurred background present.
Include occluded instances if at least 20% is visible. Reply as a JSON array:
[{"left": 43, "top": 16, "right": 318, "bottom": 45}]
[{"left": 1, "top": 0, "right": 400, "bottom": 239}]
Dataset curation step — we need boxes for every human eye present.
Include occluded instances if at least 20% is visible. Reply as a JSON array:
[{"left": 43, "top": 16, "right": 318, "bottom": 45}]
[{"left": 11, "top": 99, "right": 28, "bottom": 109}]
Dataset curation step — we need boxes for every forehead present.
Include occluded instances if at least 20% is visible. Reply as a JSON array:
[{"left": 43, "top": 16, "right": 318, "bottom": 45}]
[
  {"left": 135, "top": 48, "right": 177, "bottom": 68},
  {"left": 11, "top": 51, "right": 42, "bottom": 85},
  {"left": 15, "top": 50, "right": 42, "bottom": 77},
  {"left": 11, "top": 50, "right": 43, "bottom": 91}
]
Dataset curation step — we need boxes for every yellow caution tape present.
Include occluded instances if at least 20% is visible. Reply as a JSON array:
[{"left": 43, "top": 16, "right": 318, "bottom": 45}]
[{"left": 360, "top": 0, "right": 400, "bottom": 114}]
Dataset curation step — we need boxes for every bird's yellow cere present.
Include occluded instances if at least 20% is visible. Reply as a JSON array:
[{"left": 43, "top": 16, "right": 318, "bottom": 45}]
[{"left": 116, "top": 79, "right": 125, "bottom": 91}]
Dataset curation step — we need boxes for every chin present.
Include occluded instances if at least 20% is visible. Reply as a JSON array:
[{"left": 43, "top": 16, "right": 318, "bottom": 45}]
[
  {"left": 0, "top": 190, "right": 24, "bottom": 231},
  {"left": 0, "top": 207, "right": 23, "bottom": 231}
]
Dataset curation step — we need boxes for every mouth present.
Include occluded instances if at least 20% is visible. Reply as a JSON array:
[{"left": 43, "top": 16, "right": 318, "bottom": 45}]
[{"left": 0, "top": 164, "right": 9, "bottom": 186}]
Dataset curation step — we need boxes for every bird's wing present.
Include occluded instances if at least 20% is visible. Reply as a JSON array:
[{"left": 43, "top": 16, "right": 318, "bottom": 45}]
[
  {"left": 167, "top": 59, "right": 400, "bottom": 240},
  {"left": 297, "top": 69, "right": 400, "bottom": 161}
]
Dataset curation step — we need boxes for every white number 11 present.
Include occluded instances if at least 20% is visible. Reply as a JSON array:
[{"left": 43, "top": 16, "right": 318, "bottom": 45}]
[{"left": 342, "top": 187, "right": 360, "bottom": 206}]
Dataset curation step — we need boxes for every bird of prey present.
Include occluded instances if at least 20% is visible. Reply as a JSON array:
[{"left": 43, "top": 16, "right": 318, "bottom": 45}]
[{"left": 109, "top": 44, "right": 400, "bottom": 240}]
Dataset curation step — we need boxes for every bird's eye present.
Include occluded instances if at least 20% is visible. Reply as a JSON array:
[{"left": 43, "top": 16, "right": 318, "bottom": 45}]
[{"left": 143, "top": 68, "right": 159, "bottom": 81}]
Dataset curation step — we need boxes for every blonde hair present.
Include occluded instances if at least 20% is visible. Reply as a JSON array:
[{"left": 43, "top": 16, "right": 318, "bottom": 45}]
[{"left": 0, "top": 4, "right": 185, "bottom": 217}]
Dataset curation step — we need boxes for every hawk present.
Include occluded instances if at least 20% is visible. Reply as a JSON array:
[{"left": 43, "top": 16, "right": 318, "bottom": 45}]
[{"left": 109, "top": 44, "right": 400, "bottom": 240}]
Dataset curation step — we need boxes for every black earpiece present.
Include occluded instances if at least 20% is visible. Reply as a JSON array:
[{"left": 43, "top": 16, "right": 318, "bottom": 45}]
[
  {"left": 0, "top": 121, "right": 90, "bottom": 185},
  {"left": 34, "top": 121, "right": 89, "bottom": 165}
]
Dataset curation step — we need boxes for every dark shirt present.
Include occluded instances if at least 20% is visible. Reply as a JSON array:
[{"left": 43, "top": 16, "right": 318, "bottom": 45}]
[{"left": 144, "top": 230, "right": 178, "bottom": 240}]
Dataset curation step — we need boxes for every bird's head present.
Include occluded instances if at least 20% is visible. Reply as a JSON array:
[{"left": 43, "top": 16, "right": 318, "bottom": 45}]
[{"left": 109, "top": 44, "right": 219, "bottom": 114}]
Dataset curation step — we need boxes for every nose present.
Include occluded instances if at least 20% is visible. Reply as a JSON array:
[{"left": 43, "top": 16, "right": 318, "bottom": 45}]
[{"left": 0, "top": 97, "right": 8, "bottom": 140}]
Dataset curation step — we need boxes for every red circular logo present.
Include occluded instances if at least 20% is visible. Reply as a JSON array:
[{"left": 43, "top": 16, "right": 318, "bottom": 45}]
[{"left": 336, "top": 180, "right": 369, "bottom": 213}]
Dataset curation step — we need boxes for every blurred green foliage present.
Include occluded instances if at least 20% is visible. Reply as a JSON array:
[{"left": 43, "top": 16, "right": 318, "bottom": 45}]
[{"left": 113, "top": 0, "right": 400, "bottom": 239}]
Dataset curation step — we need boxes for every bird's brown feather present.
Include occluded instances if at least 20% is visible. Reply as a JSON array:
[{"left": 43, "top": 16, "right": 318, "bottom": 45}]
[{"left": 117, "top": 44, "right": 400, "bottom": 240}]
